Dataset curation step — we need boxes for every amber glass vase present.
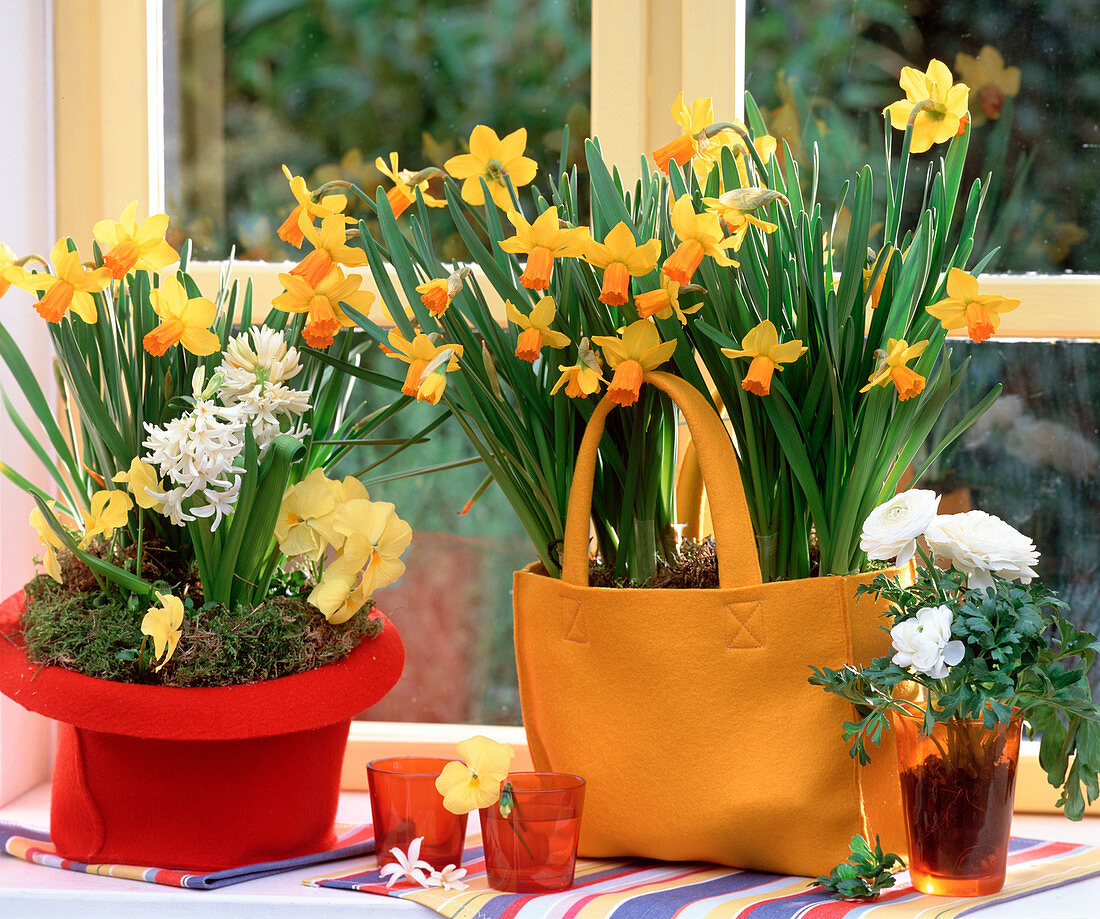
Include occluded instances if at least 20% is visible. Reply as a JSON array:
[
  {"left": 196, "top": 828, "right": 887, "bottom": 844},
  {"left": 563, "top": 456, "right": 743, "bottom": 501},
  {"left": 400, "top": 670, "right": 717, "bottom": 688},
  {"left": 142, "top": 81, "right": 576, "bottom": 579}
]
[
  {"left": 479, "top": 772, "right": 585, "bottom": 892},
  {"left": 893, "top": 710, "right": 1023, "bottom": 896}
]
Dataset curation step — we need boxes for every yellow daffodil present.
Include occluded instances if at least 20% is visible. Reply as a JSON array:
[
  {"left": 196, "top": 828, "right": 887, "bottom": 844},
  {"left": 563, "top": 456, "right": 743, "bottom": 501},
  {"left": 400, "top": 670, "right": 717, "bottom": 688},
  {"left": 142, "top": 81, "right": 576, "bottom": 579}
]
[
  {"left": 926, "top": 268, "right": 1020, "bottom": 343},
  {"left": 292, "top": 215, "right": 369, "bottom": 288},
  {"left": 550, "top": 338, "right": 605, "bottom": 399},
  {"left": 415, "top": 267, "right": 471, "bottom": 318},
  {"left": 142, "top": 592, "right": 185, "bottom": 672},
  {"left": 444, "top": 126, "right": 538, "bottom": 210},
  {"left": 5, "top": 239, "right": 111, "bottom": 324},
  {"left": 582, "top": 222, "right": 662, "bottom": 306},
  {"left": 382, "top": 330, "right": 463, "bottom": 400},
  {"left": 663, "top": 196, "right": 739, "bottom": 285},
  {"left": 498, "top": 207, "right": 588, "bottom": 291},
  {"left": 376, "top": 152, "right": 446, "bottom": 218},
  {"left": 955, "top": 46, "right": 1020, "bottom": 127},
  {"left": 112, "top": 459, "right": 165, "bottom": 513},
  {"left": 633, "top": 274, "right": 703, "bottom": 324},
  {"left": 860, "top": 338, "right": 928, "bottom": 401},
  {"left": 79, "top": 489, "right": 133, "bottom": 549},
  {"left": 863, "top": 247, "right": 894, "bottom": 310},
  {"left": 505, "top": 296, "right": 571, "bottom": 362},
  {"left": 143, "top": 276, "right": 220, "bottom": 357},
  {"left": 275, "top": 468, "right": 340, "bottom": 562},
  {"left": 0, "top": 243, "right": 15, "bottom": 299},
  {"left": 701, "top": 188, "right": 781, "bottom": 250},
  {"left": 884, "top": 60, "right": 970, "bottom": 154},
  {"left": 590, "top": 319, "right": 677, "bottom": 407},
  {"left": 273, "top": 266, "right": 374, "bottom": 349},
  {"left": 309, "top": 499, "right": 412, "bottom": 623},
  {"left": 29, "top": 506, "right": 66, "bottom": 583},
  {"left": 652, "top": 92, "right": 714, "bottom": 173},
  {"left": 435, "top": 735, "right": 515, "bottom": 814},
  {"left": 277, "top": 165, "right": 353, "bottom": 248},
  {"left": 721, "top": 320, "right": 807, "bottom": 396},
  {"left": 92, "top": 201, "right": 179, "bottom": 279}
]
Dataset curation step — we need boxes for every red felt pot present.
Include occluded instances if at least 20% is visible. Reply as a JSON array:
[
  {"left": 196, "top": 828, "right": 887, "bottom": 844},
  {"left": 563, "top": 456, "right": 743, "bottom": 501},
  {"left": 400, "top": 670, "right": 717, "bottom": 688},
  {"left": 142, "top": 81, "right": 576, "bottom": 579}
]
[{"left": 0, "top": 591, "right": 404, "bottom": 871}]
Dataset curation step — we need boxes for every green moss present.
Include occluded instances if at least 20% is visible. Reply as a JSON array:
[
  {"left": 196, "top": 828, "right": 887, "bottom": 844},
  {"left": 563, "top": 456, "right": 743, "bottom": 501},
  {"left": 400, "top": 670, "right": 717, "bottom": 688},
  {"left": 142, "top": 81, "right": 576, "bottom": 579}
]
[{"left": 21, "top": 568, "right": 381, "bottom": 688}]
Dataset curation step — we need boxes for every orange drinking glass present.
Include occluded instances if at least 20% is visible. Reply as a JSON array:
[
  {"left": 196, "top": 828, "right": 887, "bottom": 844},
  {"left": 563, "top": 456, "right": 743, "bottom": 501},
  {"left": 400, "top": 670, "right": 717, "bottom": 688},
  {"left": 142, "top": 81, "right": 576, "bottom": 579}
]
[
  {"left": 893, "top": 710, "right": 1023, "bottom": 896},
  {"left": 367, "top": 756, "right": 465, "bottom": 871},
  {"left": 479, "top": 772, "right": 585, "bottom": 893}
]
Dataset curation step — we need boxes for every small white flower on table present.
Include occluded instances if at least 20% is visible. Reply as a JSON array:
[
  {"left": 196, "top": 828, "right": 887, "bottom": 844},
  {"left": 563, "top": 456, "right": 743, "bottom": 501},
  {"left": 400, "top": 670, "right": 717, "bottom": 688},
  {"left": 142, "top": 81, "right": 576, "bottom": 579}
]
[
  {"left": 426, "top": 864, "right": 469, "bottom": 890},
  {"left": 378, "top": 836, "right": 433, "bottom": 888}
]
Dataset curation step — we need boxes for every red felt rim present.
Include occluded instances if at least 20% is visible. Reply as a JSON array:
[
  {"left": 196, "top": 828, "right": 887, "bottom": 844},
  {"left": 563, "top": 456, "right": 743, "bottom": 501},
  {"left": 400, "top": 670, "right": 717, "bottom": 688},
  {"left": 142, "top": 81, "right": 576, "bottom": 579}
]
[{"left": 0, "top": 591, "right": 405, "bottom": 740}]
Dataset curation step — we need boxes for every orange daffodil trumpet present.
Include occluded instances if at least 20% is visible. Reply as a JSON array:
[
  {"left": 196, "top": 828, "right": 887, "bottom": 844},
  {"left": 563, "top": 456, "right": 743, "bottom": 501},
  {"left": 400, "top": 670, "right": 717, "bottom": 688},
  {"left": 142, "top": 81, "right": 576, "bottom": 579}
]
[
  {"left": 506, "top": 297, "right": 571, "bottom": 362},
  {"left": 416, "top": 266, "right": 472, "bottom": 317},
  {"left": 143, "top": 277, "right": 220, "bottom": 357},
  {"left": 141, "top": 592, "right": 185, "bottom": 672},
  {"left": 590, "top": 320, "right": 677, "bottom": 407},
  {"left": 273, "top": 266, "right": 375, "bottom": 348},
  {"left": 93, "top": 201, "right": 178, "bottom": 279},
  {"left": 376, "top": 152, "right": 446, "bottom": 218},
  {"left": 721, "top": 320, "right": 807, "bottom": 397},
  {"left": 498, "top": 207, "right": 588, "bottom": 291},
  {"left": 383, "top": 329, "right": 464, "bottom": 403},
  {"left": 860, "top": 338, "right": 929, "bottom": 401},
  {"left": 292, "top": 215, "right": 369, "bottom": 289},
  {"left": 444, "top": 126, "right": 537, "bottom": 210},
  {"left": 4, "top": 239, "right": 112, "bottom": 324},
  {"left": 633, "top": 275, "right": 703, "bottom": 324},
  {"left": 277, "top": 165, "right": 354, "bottom": 248},
  {"left": 582, "top": 222, "right": 662, "bottom": 306},
  {"left": 926, "top": 268, "right": 1020, "bottom": 343},
  {"left": 884, "top": 59, "right": 970, "bottom": 154},
  {"left": 663, "top": 196, "right": 738, "bottom": 284},
  {"left": 863, "top": 247, "right": 894, "bottom": 310},
  {"left": 435, "top": 735, "right": 515, "bottom": 814}
]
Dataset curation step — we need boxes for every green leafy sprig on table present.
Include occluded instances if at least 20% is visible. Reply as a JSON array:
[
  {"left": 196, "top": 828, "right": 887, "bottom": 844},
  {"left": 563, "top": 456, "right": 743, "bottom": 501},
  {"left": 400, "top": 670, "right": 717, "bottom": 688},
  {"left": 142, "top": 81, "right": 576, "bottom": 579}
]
[
  {"left": 809, "top": 569, "right": 1100, "bottom": 819},
  {"left": 815, "top": 834, "right": 904, "bottom": 901}
]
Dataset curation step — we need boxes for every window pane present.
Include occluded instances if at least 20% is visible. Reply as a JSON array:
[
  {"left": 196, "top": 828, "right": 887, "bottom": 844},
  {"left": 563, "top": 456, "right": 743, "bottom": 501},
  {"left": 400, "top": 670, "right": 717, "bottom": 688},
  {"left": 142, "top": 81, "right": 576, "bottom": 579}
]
[
  {"left": 746, "top": 1, "right": 1099, "bottom": 273},
  {"left": 918, "top": 340, "right": 1100, "bottom": 695},
  {"left": 164, "top": 0, "right": 592, "bottom": 261}
]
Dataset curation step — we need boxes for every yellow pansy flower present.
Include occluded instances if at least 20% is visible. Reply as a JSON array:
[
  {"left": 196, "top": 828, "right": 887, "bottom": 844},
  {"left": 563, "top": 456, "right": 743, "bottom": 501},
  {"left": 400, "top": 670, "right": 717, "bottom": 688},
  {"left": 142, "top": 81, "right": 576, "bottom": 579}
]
[
  {"left": 112, "top": 458, "right": 165, "bottom": 513},
  {"left": 721, "top": 320, "right": 807, "bottom": 397},
  {"left": 29, "top": 506, "right": 66, "bottom": 583},
  {"left": 955, "top": 46, "right": 1020, "bottom": 127},
  {"left": 92, "top": 201, "right": 179, "bottom": 279},
  {"left": 277, "top": 165, "right": 353, "bottom": 248},
  {"left": 663, "top": 196, "right": 739, "bottom": 285},
  {"left": 0, "top": 243, "right": 15, "bottom": 299},
  {"left": 273, "top": 266, "right": 374, "bottom": 349},
  {"left": 5, "top": 239, "right": 112, "bottom": 324},
  {"left": 860, "top": 338, "right": 928, "bottom": 401},
  {"left": 926, "top": 268, "right": 1020, "bottom": 343},
  {"left": 292, "top": 215, "right": 369, "bottom": 288},
  {"left": 376, "top": 152, "right": 446, "bottom": 218},
  {"left": 382, "top": 330, "right": 463, "bottom": 401},
  {"left": 79, "top": 489, "right": 133, "bottom": 549},
  {"left": 590, "top": 319, "right": 677, "bottom": 407},
  {"left": 633, "top": 274, "right": 703, "bottom": 324},
  {"left": 505, "top": 296, "right": 571, "bottom": 362},
  {"left": 142, "top": 592, "right": 185, "bottom": 672},
  {"left": 498, "top": 207, "right": 588, "bottom": 291},
  {"left": 435, "top": 735, "right": 515, "bottom": 815},
  {"left": 444, "top": 126, "right": 538, "bottom": 210},
  {"left": 582, "top": 222, "right": 662, "bottom": 306},
  {"left": 143, "top": 277, "right": 220, "bottom": 357},
  {"left": 275, "top": 468, "right": 340, "bottom": 562},
  {"left": 884, "top": 60, "right": 970, "bottom": 154}
]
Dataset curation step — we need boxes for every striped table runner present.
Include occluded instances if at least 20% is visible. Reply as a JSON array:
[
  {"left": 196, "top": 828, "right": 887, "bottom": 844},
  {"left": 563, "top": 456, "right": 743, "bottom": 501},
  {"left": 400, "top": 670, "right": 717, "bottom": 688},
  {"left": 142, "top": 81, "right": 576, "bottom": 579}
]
[
  {"left": 0, "top": 821, "right": 375, "bottom": 889},
  {"left": 305, "top": 835, "right": 1100, "bottom": 918}
]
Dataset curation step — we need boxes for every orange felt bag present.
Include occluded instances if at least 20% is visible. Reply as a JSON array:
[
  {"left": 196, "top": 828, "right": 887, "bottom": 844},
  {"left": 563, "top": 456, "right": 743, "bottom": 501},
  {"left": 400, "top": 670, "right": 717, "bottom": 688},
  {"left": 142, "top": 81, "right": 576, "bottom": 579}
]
[{"left": 513, "top": 371, "right": 907, "bottom": 875}]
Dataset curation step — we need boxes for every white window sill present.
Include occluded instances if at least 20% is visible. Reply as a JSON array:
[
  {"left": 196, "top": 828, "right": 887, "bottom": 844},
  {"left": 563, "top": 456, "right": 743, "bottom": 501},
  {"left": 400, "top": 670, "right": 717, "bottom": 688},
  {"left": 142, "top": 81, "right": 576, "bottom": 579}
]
[{"left": 2, "top": 782, "right": 1099, "bottom": 918}]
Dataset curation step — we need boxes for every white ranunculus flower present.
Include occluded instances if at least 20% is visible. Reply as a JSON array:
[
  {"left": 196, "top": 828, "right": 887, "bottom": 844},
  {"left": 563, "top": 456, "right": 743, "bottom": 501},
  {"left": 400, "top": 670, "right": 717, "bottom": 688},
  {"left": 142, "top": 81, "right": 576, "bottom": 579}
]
[
  {"left": 925, "top": 510, "right": 1039, "bottom": 591},
  {"left": 860, "top": 489, "right": 941, "bottom": 566},
  {"left": 890, "top": 605, "right": 966, "bottom": 679}
]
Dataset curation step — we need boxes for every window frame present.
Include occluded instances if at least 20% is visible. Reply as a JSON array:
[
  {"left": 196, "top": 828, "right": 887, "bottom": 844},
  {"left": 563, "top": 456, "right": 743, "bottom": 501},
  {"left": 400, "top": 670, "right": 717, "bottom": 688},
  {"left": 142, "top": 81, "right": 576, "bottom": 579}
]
[{"left": 0, "top": 0, "right": 1092, "bottom": 812}]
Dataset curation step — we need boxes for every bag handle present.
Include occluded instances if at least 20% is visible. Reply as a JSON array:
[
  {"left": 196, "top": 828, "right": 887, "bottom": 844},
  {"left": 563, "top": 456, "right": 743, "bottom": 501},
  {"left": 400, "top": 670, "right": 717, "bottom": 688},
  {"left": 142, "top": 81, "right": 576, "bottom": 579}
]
[{"left": 561, "top": 371, "right": 763, "bottom": 588}]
